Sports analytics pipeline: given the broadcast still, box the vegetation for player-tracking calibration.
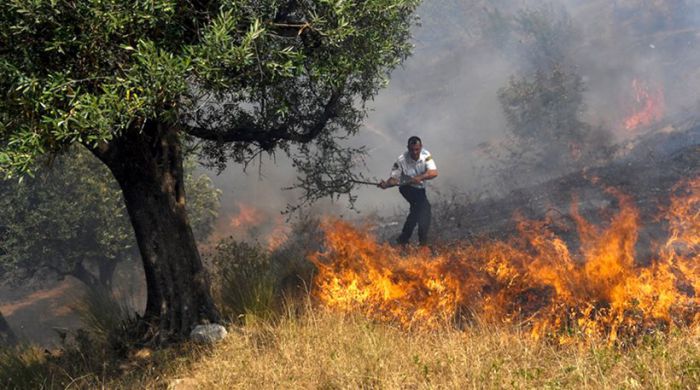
[0,0,420,342]
[4,2,698,388]
[208,215,322,323]
[480,5,614,189]
[2,208,699,387]
[0,146,220,291]
[2,307,699,389]
[209,240,277,323]
[496,66,613,183]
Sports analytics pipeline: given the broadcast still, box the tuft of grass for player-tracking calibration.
[71,287,138,354]
[209,239,278,323]
[268,215,321,299]
[206,216,322,326]
[0,339,207,389]
[0,288,206,390]
[0,346,50,389]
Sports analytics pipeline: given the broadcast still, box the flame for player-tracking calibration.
[229,202,266,229]
[311,178,700,343]
[623,79,665,131]
[266,215,291,252]
[207,202,290,252]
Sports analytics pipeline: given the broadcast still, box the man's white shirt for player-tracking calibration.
[390,149,437,189]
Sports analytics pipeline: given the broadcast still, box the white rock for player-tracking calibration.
[190,324,227,344]
[168,378,198,390]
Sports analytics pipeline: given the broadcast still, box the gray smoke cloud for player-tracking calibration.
[206,0,700,221]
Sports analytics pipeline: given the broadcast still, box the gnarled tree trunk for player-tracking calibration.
[88,120,220,344]
[70,260,101,290]
[0,310,17,346]
[98,259,118,290]
[70,258,118,293]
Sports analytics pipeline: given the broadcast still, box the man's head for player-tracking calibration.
[407,136,422,161]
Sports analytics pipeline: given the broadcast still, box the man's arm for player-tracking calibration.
[378,157,403,189]
[409,153,438,185]
[409,169,438,185]
[378,177,400,189]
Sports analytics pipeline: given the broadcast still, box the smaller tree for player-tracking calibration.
[482,5,614,189]
[496,66,613,184]
[0,146,220,291]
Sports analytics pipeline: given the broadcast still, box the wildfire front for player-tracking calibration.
[311,177,700,344]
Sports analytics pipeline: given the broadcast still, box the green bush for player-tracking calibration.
[269,216,322,301]
[209,239,277,324]
[207,216,324,324]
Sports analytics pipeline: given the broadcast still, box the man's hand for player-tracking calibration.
[378,178,398,189]
[409,176,423,185]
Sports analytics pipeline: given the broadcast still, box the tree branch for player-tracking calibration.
[184,90,342,148]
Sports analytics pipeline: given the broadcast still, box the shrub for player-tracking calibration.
[209,239,277,324]
[206,216,325,323]
[71,286,138,355]
[269,216,323,301]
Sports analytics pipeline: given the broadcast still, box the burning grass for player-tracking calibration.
[623,78,665,132]
[311,177,700,345]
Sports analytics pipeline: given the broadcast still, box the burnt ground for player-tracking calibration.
[377,118,700,261]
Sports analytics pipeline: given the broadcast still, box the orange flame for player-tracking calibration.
[623,79,665,131]
[311,178,700,343]
[229,202,266,229]
[208,202,290,252]
[266,217,292,252]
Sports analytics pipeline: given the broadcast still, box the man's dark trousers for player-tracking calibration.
[397,185,431,246]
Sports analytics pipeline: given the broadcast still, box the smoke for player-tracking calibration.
[565,1,700,130]
[206,0,700,220]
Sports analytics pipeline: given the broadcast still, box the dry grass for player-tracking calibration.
[154,307,700,389]
[4,304,700,389]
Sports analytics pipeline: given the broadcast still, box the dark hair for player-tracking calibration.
[407,136,422,146]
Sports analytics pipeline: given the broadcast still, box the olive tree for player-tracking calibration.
[0,0,419,343]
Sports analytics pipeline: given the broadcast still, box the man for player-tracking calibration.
[378,136,438,246]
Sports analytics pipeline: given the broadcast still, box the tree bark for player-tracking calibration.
[70,260,100,290]
[98,259,117,290]
[69,259,117,293]
[88,121,220,344]
[0,310,17,347]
